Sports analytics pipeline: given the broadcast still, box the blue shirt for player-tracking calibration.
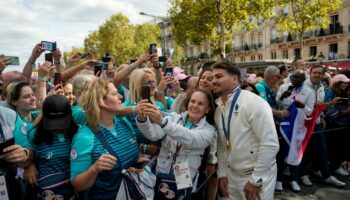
[255,80,278,109]
[70,117,139,200]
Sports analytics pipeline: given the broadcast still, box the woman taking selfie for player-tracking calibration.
[136,88,216,199]
[70,79,140,200]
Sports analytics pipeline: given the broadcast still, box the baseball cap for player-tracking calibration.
[42,95,72,131]
[173,67,189,80]
[332,74,350,84]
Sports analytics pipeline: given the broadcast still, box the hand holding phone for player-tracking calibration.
[141,85,151,102]
[0,138,15,156]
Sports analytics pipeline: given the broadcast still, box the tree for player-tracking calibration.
[169,0,275,57]
[275,0,342,59]
[83,13,160,65]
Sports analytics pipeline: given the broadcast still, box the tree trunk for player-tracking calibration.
[299,33,303,59]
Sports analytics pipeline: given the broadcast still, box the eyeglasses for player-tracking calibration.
[145,80,156,86]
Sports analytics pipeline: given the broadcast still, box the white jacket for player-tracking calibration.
[136,111,215,189]
[276,82,315,116]
[215,90,279,186]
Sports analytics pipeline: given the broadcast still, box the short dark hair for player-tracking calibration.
[310,64,325,74]
[212,62,241,80]
[279,65,287,74]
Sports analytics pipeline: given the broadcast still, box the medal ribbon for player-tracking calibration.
[221,87,241,148]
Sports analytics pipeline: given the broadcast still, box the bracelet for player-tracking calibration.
[131,106,136,115]
[143,144,147,154]
[160,118,168,128]
[29,56,36,64]
[38,77,47,82]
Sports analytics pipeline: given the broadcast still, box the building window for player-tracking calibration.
[258,55,263,60]
[282,50,288,59]
[329,43,338,60]
[250,55,255,61]
[258,33,262,44]
[294,48,301,59]
[309,46,317,57]
[241,56,245,62]
[270,29,276,44]
[271,51,276,59]
[250,35,255,46]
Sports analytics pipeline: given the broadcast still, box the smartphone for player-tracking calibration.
[41,41,57,51]
[336,98,349,105]
[54,72,62,86]
[141,85,151,102]
[101,53,111,63]
[94,62,103,76]
[79,53,88,59]
[164,67,173,77]
[159,56,167,62]
[4,56,19,65]
[0,138,15,155]
[131,160,149,169]
[45,53,53,63]
[287,86,294,91]
[149,43,157,55]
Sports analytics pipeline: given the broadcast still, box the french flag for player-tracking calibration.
[279,102,326,166]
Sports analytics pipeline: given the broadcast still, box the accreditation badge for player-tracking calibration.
[173,161,192,190]
[0,175,9,200]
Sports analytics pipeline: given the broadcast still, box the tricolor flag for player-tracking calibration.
[279,102,327,166]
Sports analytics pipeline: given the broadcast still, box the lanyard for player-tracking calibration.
[221,87,241,145]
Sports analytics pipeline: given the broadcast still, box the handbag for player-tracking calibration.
[154,144,196,200]
[91,129,147,200]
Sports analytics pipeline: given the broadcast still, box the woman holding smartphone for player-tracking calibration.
[136,89,216,199]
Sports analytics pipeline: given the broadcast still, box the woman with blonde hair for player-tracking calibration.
[123,68,173,151]
[70,79,140,200]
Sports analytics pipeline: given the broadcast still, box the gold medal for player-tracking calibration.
[226,140,231,150]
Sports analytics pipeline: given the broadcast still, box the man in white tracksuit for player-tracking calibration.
[212,62,279,200]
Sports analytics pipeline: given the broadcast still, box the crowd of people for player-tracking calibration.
[0,43,350,200]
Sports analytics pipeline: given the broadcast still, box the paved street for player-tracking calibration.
[274,173,350,199]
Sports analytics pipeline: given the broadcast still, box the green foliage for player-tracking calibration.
[82,13,161,65]
[169,0,275,55]
[275,0,342,35]
[172,45,185,65]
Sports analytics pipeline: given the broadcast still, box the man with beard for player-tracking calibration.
[212,62,279,200]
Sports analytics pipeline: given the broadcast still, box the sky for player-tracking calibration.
[1,0,170,72]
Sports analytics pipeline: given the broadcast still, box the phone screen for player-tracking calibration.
[4,56,20,65]
[159,56,167,62]
[41,41,57,51]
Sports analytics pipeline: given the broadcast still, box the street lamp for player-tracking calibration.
[139,12,168,56]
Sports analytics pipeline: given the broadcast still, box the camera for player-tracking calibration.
[141,85,151,102]
[41,41,57,51]
[94,62,108,76]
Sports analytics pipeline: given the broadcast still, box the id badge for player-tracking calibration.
[0,175,9,200]
[173,161,193,190]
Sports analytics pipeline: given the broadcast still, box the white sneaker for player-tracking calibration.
[275,181,283,191]
[324,176,346,187]
[334,167,349,176]
[313,170,322,177]
[301,175,313,186]
[289,181,301,192]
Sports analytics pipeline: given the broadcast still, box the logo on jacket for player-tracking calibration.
[234,104,239,116]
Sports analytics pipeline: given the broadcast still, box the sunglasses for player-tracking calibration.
[145,80,156,86]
